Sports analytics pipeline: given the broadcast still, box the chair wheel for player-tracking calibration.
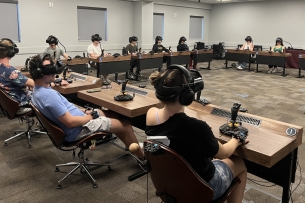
[80,168,86,174]
[28,145,32,149]
[4,142,8,146]
[93,184,98,188]
[107,166,111,170]
[56,185,62,189]
[231,63,236,68]
[55,167,60,172]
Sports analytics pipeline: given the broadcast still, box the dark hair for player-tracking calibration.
[245,36,252,43]
[149,69,187,104]
[178,36,187,44]
[275,37,284,46]
[155,36,163,45]
[29,54,54,81]
[0,39,13,59]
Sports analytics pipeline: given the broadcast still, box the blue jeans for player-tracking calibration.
[208,160,234,200]
[238,62,247,69]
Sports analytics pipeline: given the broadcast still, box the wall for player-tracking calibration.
[11,0,134,65]
[153,2,211,50]
[209,0,305,49]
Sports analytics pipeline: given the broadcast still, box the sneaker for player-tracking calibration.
[237,66,243,70]
[137,72,142,77]
[272,68,278,73]
[128,71,135,79]
[105,77,112,84]
[102,80,110,85]
[16,107,31,115]
[267,68,272,74]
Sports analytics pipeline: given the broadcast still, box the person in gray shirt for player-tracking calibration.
[43,35,69,60]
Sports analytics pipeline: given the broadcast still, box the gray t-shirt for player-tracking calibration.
[43,47,65,60]
[125,44,138,54]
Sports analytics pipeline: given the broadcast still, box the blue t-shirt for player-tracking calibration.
[0,64,30,105]
[32,86,84,142]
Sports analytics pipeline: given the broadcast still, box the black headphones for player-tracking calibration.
[0,38,19,58]
[245,36,252,42]
[276,37,283,43]
[129,36,138,43]
[29,54,64,80]
[91,34,102,42]
[155,36,163,44]
[155,65,201,106]
[178,36,187,44]
[46,35,59,45]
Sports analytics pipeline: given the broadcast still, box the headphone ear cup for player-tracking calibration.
[179,88,194,106]
[30,67,43,80]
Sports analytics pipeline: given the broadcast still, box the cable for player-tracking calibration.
[58,40,67,53]
[289,158,302,202]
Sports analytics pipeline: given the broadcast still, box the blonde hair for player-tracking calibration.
[0,39,13,59]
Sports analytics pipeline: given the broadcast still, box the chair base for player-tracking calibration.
[4,126,46,148]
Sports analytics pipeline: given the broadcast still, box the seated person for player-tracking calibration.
[237,36,254,70]
[268,37,285,73]
[0,38,34,114]
[29,54,144,160]
[43,35,69,60]
[177,36,189,51]
[126,36,140,79]
[177,36,189,68]
[87,34,111,85]
[152,36,169,64]
[146,66,247,202]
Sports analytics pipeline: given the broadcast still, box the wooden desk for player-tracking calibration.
[224,49,255,71]
[191,49,213,70]
[297,54,305,78]
[186,102,302,203]
[77,83,302,202]
[53,72,102,95]
[91,55,131,78]
[164,51,191,67]
[77,83,161,118]
[129,53,164,80]
[62,58,90,75]
[255,51,291,77]
[15,66,31,78]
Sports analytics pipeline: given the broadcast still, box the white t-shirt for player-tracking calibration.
[87,43,103,57]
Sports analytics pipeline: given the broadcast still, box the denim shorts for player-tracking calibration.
[208,160,234,200]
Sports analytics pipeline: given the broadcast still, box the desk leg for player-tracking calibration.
[96,63,100,78]
[281,64,288,77]
[296,67,304,78]
[281,149,297,203]
[225,60,228,69]
[200,61,211,70]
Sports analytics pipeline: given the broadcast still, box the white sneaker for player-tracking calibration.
[237,66,243,70]
[267,68,272,73]
[16,107,31,115]
[105,78,112,84]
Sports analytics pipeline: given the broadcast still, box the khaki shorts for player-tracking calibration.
[74,116,111,141]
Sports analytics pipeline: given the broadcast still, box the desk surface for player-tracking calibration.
[77,84,302,168]
[191,49,213,54]
[62,58,90,65]
[226,49,255,54]
[186,102,302,168]
[53,72,102,94]
[164,51,191,57]
[91,55,131,63]
[77,83,162,117]
[256,51,291,57]
[131,53,163,59]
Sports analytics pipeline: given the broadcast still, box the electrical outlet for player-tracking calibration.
[49,2,53,8]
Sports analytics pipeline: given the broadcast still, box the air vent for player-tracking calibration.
[125,86,148,96]
[210,107,261,126]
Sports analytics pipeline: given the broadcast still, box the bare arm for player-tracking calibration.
[57,111,92,128]
[214,139,240,159]
[25,78,34,88]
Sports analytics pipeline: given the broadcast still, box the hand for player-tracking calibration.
[132,53,137,56]
[61,80,69,86]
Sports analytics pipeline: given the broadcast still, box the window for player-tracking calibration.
[0,1,20,42]
[77,6,107,41]
[153,13,164,40]
[189,16,204,39]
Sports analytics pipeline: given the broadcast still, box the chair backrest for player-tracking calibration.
[144,140,214,203]
[30,102,65,148]
[0,88,21,119]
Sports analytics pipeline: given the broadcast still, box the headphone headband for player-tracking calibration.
[46,35,59,45]
[0,38,19,58]
[129,36,138,43]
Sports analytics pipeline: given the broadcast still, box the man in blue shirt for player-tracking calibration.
[29,54,144,159]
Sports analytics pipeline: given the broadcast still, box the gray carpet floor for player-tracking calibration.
[1,60,305,203]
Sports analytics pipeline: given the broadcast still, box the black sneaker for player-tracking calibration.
[128,71,135,79]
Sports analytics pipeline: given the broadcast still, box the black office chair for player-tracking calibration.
[30,102,130,189]
[0,88,45,148]
[144,140,241,203]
